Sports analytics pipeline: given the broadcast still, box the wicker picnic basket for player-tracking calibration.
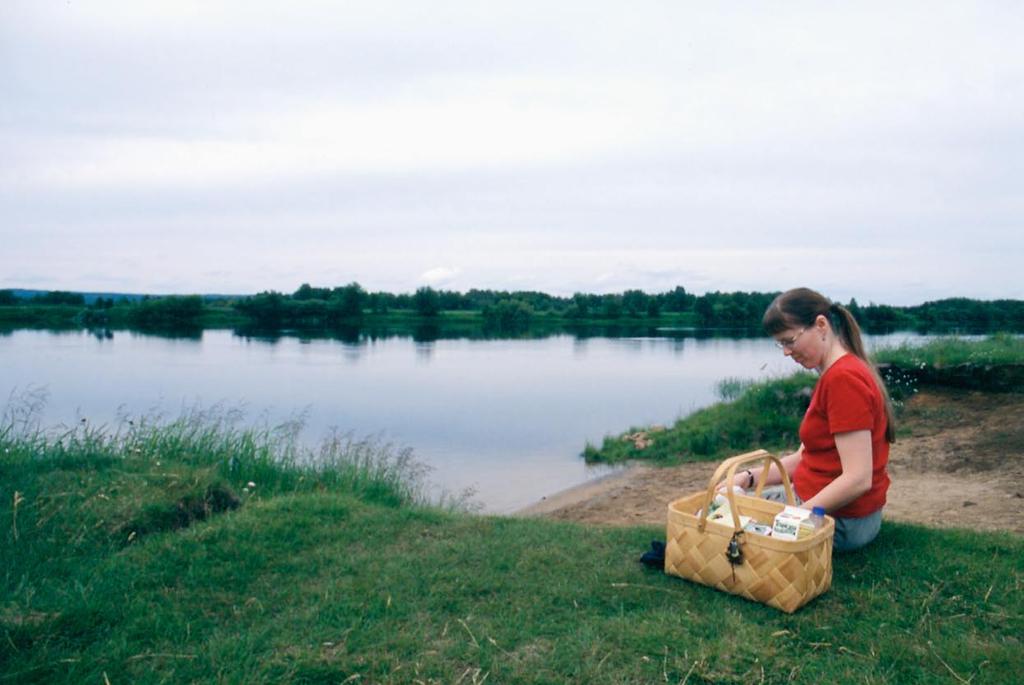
[665,449,834,613]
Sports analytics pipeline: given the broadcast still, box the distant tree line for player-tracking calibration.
[227,284,1024,332]
[3,286,1023,332]
[128,295,205,328]
[850,297,1024,331]
[0,290,87,306]
[238,284,705,328]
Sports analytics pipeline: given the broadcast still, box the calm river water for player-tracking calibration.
[1,328,929,512]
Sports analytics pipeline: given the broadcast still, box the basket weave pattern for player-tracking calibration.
[664,450,834,613]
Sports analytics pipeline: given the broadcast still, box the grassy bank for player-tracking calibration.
[585,334,1024,465]
[3,414,1022,684]
[875,333,1024,392]
[584,373,818,465]
[875,332,1024,367]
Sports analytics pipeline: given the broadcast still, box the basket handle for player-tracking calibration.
[696,449,797,533]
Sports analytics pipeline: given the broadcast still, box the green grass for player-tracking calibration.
[0,399,440,610]
[874,334,1024,393]
[584,373,818,465]
[2,409,1022,683]
[6,497,1024,684]
[874,333,1024,367]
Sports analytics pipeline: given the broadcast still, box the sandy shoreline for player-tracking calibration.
[515,464,655,516]
[512,388,1024,534]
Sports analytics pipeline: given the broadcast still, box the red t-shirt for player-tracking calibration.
[795,354,890,518]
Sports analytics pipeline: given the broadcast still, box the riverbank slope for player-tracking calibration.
[519,387,1024,533]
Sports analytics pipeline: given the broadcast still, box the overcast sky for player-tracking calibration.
[2,1,1021,305]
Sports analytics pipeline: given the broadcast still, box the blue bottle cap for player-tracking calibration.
[812,506,826,516]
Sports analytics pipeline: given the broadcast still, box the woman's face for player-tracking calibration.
[773,322,822,369]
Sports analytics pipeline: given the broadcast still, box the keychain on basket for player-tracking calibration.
[726,531,744,582]
[720,471,746,582]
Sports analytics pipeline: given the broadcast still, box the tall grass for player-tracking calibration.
[1,387,432,509]
[874,332,1024,367]
[2,390,449,633]
[874,334,1024,393]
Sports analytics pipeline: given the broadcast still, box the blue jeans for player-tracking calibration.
[751,485,882,552]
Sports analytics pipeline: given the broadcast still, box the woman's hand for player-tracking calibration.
[715,448,804,493]
[717,469,753,493]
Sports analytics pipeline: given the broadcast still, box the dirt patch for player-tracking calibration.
[120,481,241,542]
[518,388,1024,534]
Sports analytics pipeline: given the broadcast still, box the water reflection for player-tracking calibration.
[415,341,436,362]
[125,325,203,341]
[571,337,589,358]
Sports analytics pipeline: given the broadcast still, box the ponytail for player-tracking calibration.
[827,303,896,443]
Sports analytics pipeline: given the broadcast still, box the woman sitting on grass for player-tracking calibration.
[727,287,895,552]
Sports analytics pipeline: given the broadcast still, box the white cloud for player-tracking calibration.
[420,267,461,287]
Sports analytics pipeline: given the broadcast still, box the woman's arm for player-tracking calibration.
[801,429,873,512]
[727,446,803,490]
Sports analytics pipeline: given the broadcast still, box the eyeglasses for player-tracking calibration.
[775,328,808,350]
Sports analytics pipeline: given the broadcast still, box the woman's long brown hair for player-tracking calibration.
[763,287,896,443]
